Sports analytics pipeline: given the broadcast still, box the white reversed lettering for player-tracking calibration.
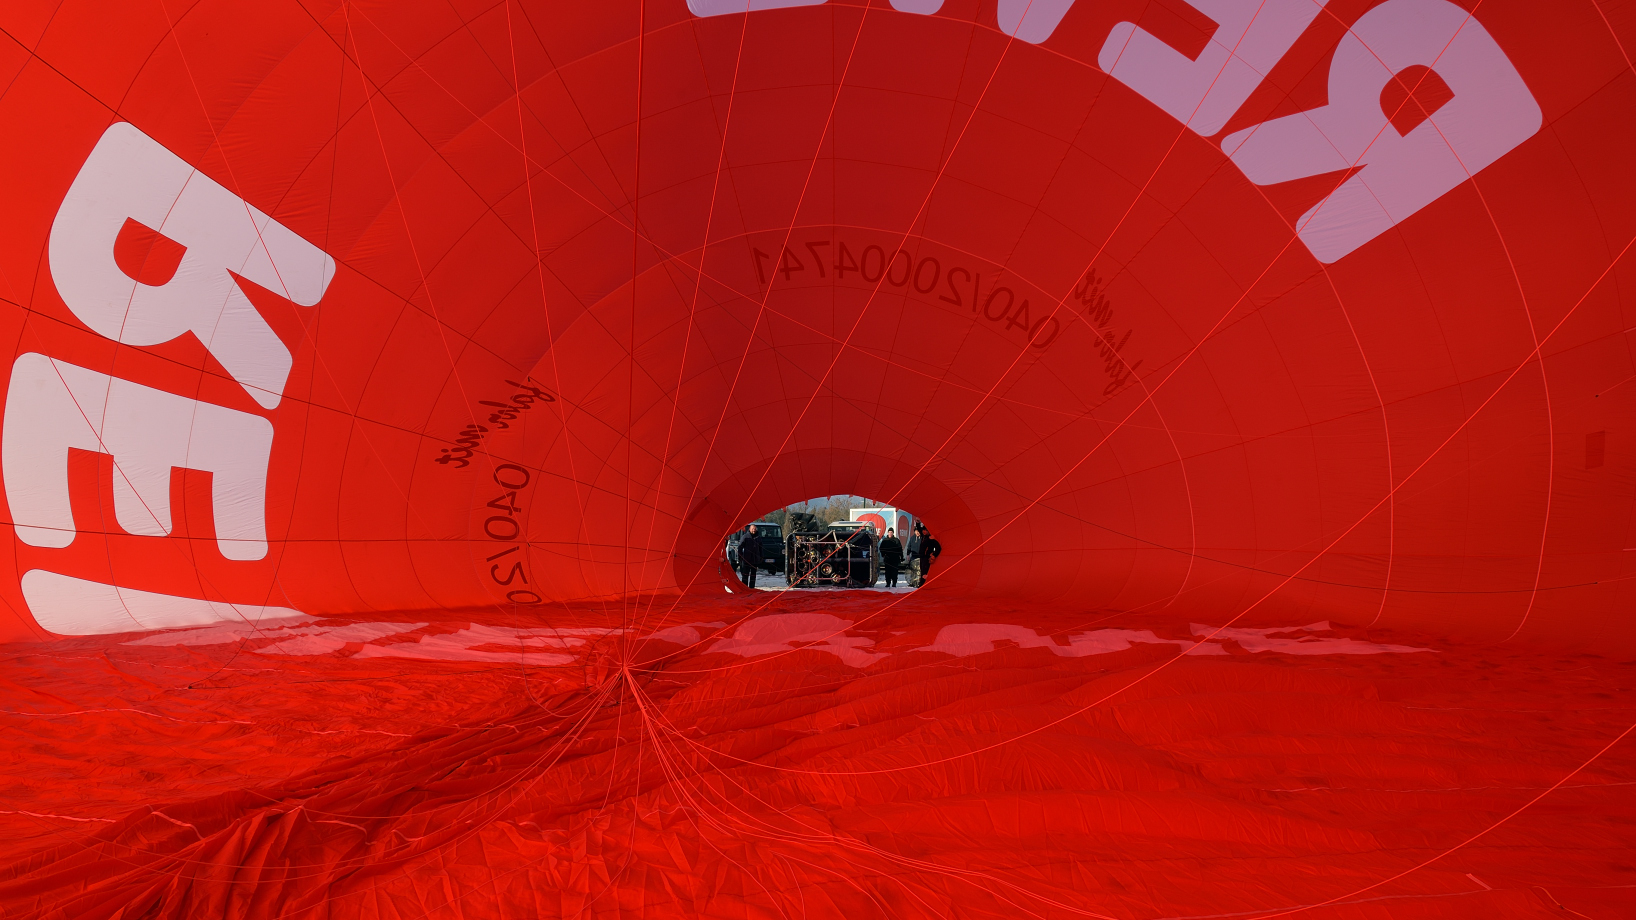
[688,0,825,15]
[996,0,1078,43]
[4,353,275,560]
[1222,0,1541,262]
[21,570,303,636]
[48,123,333,409]
[1100,0,1329,136]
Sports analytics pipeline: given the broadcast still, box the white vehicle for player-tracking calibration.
[850,507,913,539]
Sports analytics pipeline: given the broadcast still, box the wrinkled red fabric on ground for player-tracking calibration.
[2,595,1631,918]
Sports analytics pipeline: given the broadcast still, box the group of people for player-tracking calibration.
[875,522,940,588]
[735,520,943,589]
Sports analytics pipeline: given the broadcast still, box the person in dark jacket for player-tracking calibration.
[878,527,904,587]
[738,525,763,589]
[917,529,942,583]
[906,523,925,587]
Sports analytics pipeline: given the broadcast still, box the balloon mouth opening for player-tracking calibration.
[670,450,981,597]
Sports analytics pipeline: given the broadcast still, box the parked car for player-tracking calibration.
[725,524,785,574]
[757,523,784,572]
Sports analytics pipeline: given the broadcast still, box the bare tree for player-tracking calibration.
[760,495,869,531]
[818,495,863,526]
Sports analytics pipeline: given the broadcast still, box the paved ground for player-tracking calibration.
[739,569,915,593]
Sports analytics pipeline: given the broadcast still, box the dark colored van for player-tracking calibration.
[725,523,784,574]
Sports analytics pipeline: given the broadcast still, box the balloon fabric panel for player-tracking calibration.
[0,1,1632,917]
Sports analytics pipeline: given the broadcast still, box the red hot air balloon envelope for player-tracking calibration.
[0,0,1632,916]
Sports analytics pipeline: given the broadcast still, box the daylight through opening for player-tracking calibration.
[726,496,930,591]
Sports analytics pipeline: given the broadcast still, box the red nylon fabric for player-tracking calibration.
[0,0,1633,916]
[2,598,1633,918]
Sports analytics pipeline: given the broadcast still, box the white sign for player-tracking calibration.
[851,506,913,538]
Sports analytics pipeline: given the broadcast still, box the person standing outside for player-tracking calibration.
[917,528,942,584]
[878,527,903,588]
[906,523,923,586]
[738,524,763,589]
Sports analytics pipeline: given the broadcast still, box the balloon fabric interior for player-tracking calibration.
[0,1,1632,917]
